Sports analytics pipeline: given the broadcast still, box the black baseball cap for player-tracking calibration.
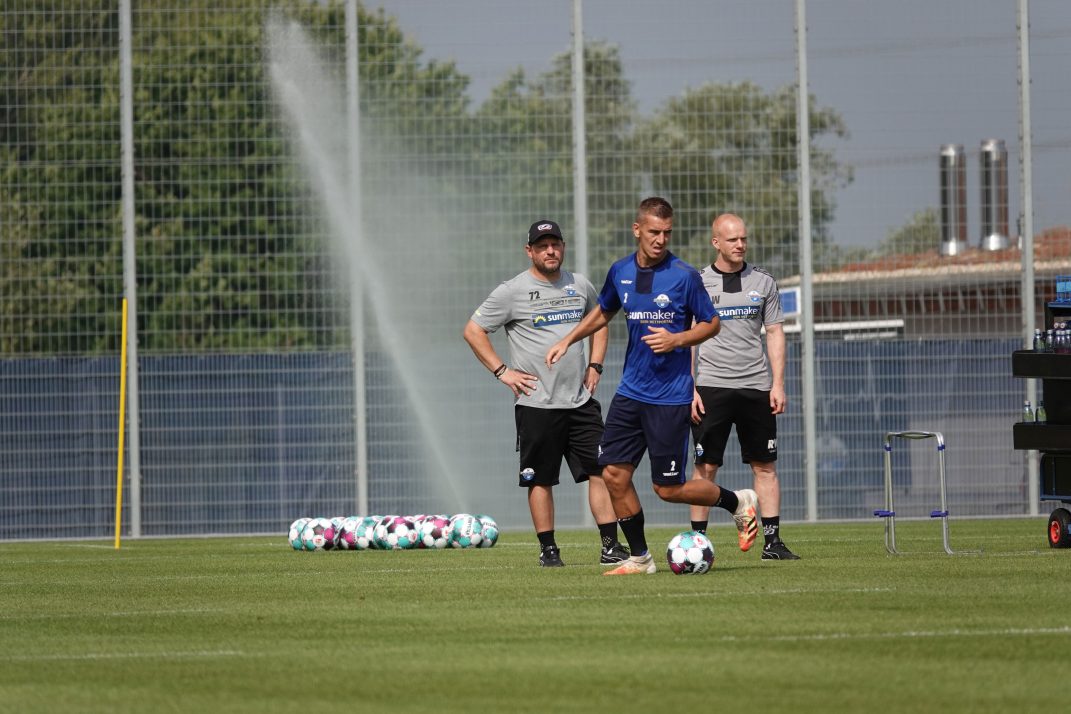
[527,220,564,245]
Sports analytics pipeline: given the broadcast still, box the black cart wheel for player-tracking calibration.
[1048,508,1071,549]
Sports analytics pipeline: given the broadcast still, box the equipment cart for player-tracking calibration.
[1012,300,1071,548]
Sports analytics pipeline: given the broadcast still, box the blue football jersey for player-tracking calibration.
[598,252,717,405]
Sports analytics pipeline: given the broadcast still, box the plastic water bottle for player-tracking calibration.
[1048,329,1056,352]
[1022,400,1034,423]
[1036,401,1048,424]
[1033,328,1045,352]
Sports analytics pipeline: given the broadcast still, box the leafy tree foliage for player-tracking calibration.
[469,42,638,272]
[1,2,851,355]
[1,2,121,354]
[130,1,472,352]
[875,207,940,257]
[634,82,851,275]
[2,1,473,354]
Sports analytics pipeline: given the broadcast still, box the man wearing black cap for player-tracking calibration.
[463,219,629,568]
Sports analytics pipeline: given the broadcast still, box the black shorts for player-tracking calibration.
[515,398,603,487]
[691,386,777,466]
[599,394,691,486]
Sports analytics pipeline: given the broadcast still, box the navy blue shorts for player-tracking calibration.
[598,394,691,485]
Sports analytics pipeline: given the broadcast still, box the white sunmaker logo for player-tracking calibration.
[654,293,670,308]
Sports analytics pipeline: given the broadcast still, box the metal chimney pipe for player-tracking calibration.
[939,144,968,256]
[980,138,1009,250]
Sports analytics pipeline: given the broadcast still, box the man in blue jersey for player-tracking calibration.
[546,197,759,575]
[689,213,799,560]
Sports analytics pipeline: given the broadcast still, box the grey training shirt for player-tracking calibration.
[695,262,783,391]
[471,269,599,409]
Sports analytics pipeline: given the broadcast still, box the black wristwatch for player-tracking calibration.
[587,362,603,375]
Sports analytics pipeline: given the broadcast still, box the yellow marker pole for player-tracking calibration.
[114,298,129,549]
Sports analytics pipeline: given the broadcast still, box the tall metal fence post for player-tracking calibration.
[572,0,594,528]
[572,0,589,281]
[346,0,369,517]
[119,0,143,537]
[1018,0,1039,515]
[795,0,817,522]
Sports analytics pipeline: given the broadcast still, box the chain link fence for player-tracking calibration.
[2,0,1068,538]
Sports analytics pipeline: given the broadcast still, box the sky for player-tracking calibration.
[366,0,1071,250]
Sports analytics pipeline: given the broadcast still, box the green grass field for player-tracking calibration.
[1,518,1067,713]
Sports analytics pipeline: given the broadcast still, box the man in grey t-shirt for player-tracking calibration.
[688,213,799,560]
[463,219,629,568]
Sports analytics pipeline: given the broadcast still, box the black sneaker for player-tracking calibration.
[540,546,565,567]
[599,542,630,565]
[761,541,800,560]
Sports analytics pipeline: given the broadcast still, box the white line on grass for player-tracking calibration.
[0,553,241,566]
[0,608,226,621]
[0,650,248,662]
[545,587,892,602]
[141,574,236,581]
[712,625,1071,643]
[357,564,525,574]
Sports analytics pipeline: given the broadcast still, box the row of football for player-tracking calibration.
[289,515,715,575]
[288,513,498,551]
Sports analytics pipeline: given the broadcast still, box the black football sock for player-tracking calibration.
[597,521,620,549]
[618,510,648,556]
[763,516,781,546]
[714,488,739,514]
[537,530,556,550]
[690,520,708,534]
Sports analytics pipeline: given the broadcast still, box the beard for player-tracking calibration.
[532,258,561,279]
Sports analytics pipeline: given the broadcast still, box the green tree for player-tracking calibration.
[875,207,940,257]
[0,2,122,355]
[633,82,851,276]
[1,0,474,354]
[2,4,855,356]
[469,42,639,278]
[131,0,473,351]
[467,52,854,286]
